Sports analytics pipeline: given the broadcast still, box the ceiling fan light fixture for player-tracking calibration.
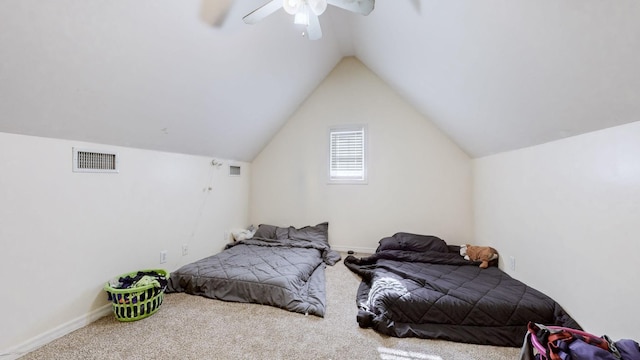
[309,0,327,15]
[294,7,310,25]
[243,0,374,41]
[283,0,302,15]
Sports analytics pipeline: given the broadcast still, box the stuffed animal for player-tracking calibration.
[460,244,499,269]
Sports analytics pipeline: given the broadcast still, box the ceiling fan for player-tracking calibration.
[243,0,375,40]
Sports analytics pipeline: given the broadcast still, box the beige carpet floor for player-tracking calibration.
[21,254,521,359]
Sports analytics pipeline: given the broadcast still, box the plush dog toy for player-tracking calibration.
[460,244,499,269]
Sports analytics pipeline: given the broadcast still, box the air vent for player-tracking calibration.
[229,165,241,176]
[73,147,119,173]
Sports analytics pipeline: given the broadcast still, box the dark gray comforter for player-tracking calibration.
[167,223,340,317]
[344,232,581,347]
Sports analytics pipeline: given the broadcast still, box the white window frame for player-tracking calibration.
[328,125,367,184]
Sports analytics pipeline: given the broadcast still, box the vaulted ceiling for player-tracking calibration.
[1,1,639,162]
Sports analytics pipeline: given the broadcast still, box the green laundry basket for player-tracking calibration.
[104,269,168,322]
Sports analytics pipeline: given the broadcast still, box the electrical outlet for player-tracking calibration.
[160,250,167,264]
[509,256,516,271]
[182,244,188,256]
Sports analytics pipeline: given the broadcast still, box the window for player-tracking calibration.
[328,125,367,184]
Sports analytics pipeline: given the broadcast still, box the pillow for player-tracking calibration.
[376,232,448,253]
[253,223,290,240]
[231,228,256,241]
[253,224,278,239]
[289,222,329,243]
[275,226,289,240]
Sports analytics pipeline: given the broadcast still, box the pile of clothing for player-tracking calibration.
[109,270,168,290]
[521,323,640,360]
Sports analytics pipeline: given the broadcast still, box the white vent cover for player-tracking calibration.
[229,165,241,176]
[73,147,119,173]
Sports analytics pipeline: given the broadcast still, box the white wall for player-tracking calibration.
[474,121,640,340]
[251,57,473,252]
[0,132,250,355]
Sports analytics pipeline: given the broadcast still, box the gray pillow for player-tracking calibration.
[254,224,278,239]
[254,222,329,243]
[376,232,448,253]
[275,226,289,240]
[289,222,329,243]
[253,223,290,240]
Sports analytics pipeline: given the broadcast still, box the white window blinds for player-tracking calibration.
[329,126,366,183]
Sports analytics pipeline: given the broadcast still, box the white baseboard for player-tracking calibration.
[0,304,112,360]
[331,245,376,255]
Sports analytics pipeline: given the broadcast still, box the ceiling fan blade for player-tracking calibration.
[243,0,283,24]
[306,12,323,40]
[326,0,374,15]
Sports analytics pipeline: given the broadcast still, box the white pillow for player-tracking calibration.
[231,228,256,241]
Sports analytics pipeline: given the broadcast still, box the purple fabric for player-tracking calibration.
[566,339,617,359]
[617,339,640,360]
